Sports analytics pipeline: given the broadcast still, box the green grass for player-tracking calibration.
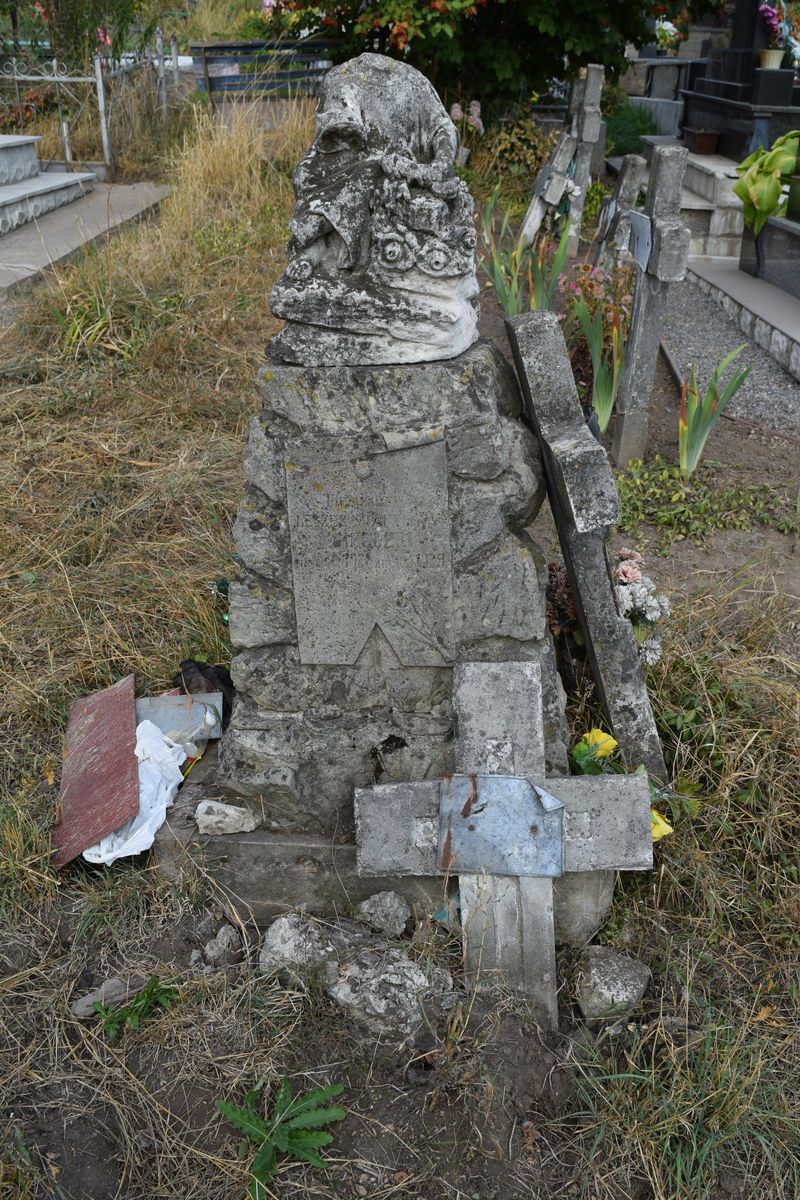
[617,455,800,548]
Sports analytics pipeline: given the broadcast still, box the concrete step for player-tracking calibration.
[0,133,42,185]
[0,180,168,295]
[0,171,95,237]
[641,133,742,205]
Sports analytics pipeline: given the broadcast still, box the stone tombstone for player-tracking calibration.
[270,53,479,365]
[220,53,556,852]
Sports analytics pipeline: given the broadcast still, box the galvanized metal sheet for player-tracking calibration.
[628,209,652,271]
[355,775,652,878]
[438,774,564,878]
[53,675,139,868]
[596,197,617,242]
[135,692,223,740]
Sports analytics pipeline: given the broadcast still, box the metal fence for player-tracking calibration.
[0,31,180,173]
[189,39,336,107]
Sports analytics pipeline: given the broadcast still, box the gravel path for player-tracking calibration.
[662,277,800,436]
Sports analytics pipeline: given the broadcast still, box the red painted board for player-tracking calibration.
[52,674,139,868]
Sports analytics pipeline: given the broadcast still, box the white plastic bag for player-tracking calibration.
[82,719,186,865]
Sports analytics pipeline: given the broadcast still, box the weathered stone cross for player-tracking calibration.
[610,143,690,465]
[519,63,604,252]
[354,659,653,1028]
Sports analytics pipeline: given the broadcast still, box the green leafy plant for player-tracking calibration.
[678,345,751,478]
[93,975,178,1041]
[572,293,623,432]
[218,1076,346,1197]
[470,114,557,182]
[606,98,658,156]
[733,130,800,235]
[478,184,568,316]
[617,455,800,547]
[581,179,612,236]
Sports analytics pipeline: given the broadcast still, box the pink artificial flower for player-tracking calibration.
[467,113,484,133]
[619,547,644,563]
[468,100,481,115]
[263,0,276,11]
[617,562,643,584]
[96,26,111,45]
[450,102,463,121]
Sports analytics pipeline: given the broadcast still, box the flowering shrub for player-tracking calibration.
[449,99,484,153]
[470,116,557,182]
[758,2,800,60]
[614,549,671,665]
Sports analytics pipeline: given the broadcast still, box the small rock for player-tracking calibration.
[259,913,336,973]
[325,946,452,1042]
[188,949,204,968]
[357,891,411,938]
[204,924,243,968]
[70,974,149,1020]
[195,800,258,835]
[577,946,651,1022]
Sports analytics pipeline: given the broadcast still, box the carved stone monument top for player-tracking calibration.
[270,53,479,366]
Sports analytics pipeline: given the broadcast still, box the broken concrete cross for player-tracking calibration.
[355,660,653,1028]
[506,308,667,784]
[611,144,690,465]
[520,64,604,251]
[591,152,648,273]
[519,130,577,248]
[565,63,605,256]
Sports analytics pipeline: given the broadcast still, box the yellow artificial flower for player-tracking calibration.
[651,809,674,841]
[583,728,618,758]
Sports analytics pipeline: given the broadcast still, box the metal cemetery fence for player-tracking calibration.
[189,39,337,107]
[0,32,180,174]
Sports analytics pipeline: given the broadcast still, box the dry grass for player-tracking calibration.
[1,89,799,1200]
[0,99,312,805]
[568,573,800,1198]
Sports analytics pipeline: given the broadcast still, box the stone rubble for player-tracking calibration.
[194,799,258,835]
[258,911,451,1042]
[203,924,243,968]
[576,945,651,1021]
[70,974,149,1020]
[356,890,411,938]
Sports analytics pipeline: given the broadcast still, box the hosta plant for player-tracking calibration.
[733,130,800,235]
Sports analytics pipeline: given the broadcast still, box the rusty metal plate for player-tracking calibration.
[437,774,564,878]
[52,675,139,868]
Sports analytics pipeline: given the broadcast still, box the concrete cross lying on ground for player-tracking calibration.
[520,63,604,252]
[354,660,653,1028]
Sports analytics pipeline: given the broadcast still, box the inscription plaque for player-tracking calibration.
[286,438,454,666]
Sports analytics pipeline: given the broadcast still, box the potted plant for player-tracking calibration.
[759,2,787,66]
[683,127,720,155]
[734,130,800,233]
[655,17,680,56]
[734,130,800,280]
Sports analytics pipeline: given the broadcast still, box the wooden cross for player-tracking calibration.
[354,661,652,1028]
